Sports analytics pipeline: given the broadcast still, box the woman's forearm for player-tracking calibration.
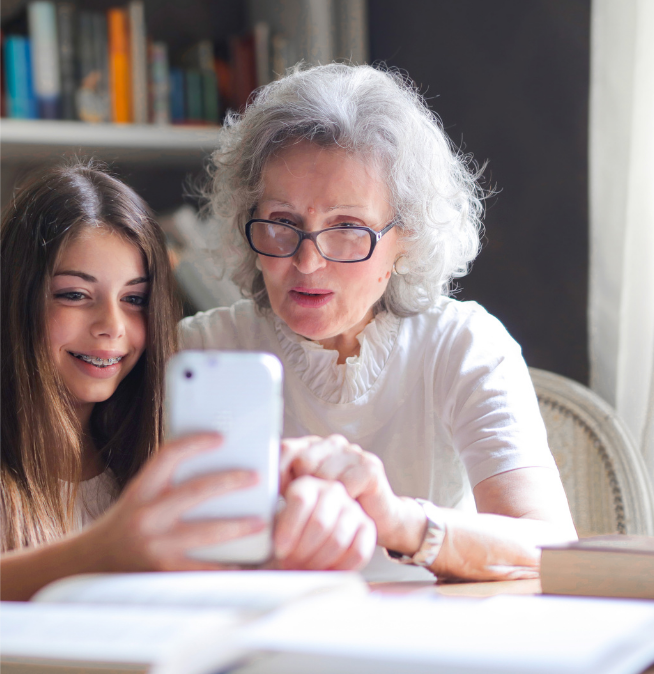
[0,529,109,601]
[429,508,572,580]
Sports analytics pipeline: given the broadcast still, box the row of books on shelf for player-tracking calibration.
[1,1,281,126]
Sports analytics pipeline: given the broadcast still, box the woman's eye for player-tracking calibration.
[53,291,87,301]
[274,218,297,226]
[123,295,148,307]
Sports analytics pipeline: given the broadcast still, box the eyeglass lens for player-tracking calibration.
[250,221,372,261]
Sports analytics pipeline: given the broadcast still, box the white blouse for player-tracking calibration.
[72,470,117,530]
[179,297,557,580]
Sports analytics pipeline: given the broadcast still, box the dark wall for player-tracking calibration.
[369,0,590,384]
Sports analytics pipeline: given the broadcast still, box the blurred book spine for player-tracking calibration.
[3,35,37,118]
[150,41,170,124]
[56,2,76,119]
[230,32,256,111]
[169,67,185,123]
[108,7,131,123]
[129,0,148,124]
[28,1,61,119]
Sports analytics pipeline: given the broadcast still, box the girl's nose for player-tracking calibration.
[91,300,125,339]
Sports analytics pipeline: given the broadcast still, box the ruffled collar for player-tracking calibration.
[272,311,401,404]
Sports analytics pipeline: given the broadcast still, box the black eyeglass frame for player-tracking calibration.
[245,218,398,263]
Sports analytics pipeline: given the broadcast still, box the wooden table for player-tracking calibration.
[369,577,542,598]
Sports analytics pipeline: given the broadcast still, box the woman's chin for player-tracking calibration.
[277,307,336,343]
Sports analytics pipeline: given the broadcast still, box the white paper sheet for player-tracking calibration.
[1,602,241,666]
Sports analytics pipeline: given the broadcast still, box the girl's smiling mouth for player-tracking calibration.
[68,351,125,368]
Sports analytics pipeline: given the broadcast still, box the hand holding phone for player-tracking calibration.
[166,351,283,564]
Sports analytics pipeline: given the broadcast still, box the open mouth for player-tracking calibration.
[68,352,124,368]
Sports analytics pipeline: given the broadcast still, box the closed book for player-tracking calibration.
[201,69,219,124]
[182,40,219,124]
[56,2,76,120]
[92,13,110,122]
[128,0,147,124]
[76,11,108,122]
[169,66,184,123]
[28,1,61,118]
[541,534,654,599]
[253,21,270,87]
[230,32,256,111]
[184,67,203,123]
[4,36,36,118]
[3,35,37,118]
[150,41,169,124]
[107,7,131,123]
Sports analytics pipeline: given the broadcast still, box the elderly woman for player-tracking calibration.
[181,63,577,581]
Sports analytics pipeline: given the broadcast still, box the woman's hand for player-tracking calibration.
[280,435,426,556]
[281,437,577,582]
[85,432,265,572]
[274,475,376,571]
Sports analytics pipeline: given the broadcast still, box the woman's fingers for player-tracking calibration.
[275,475,376,571]
[279,436,323,491]
[281,435,377,500]
[127,433,224,503]
[329,520,378,571]
[280,479,346,567]
[300,499,373,570]
[274,475,320,560]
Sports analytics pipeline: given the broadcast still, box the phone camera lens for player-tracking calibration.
[184,370,193,379]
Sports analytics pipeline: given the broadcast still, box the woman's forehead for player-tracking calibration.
[260,142,390,212]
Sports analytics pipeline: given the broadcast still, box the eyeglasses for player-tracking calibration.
[245,218,397,263]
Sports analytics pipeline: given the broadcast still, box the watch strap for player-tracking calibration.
[385,499,446,568]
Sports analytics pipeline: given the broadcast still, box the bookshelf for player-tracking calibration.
[1,0,368,210]
[1,119,220,165]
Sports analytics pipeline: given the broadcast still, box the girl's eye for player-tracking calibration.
[123,295,148,307]
[53,291,87,301]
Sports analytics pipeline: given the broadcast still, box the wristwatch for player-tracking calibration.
[386,499,447,568]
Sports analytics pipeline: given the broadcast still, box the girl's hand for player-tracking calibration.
[274,475,376,571]
[86,432,265,572]
[280,435,426,556]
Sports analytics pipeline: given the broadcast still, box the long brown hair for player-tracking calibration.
[1,160,180,551]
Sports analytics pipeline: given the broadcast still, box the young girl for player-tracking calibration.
[1,161,375,600]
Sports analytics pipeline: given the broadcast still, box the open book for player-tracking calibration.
[4,570,654,674]
[1,570,367,673]
[229,592,654,674]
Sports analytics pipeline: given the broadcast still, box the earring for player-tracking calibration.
[255,257,262,271]
[393,255,410,276]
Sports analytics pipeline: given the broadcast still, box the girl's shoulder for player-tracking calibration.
[178,300,273,351]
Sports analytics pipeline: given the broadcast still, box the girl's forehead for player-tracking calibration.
[55,226,146,277]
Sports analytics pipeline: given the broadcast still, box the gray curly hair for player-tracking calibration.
[205,63,484,316]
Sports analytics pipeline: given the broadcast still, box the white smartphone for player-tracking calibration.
[165,350,283,564]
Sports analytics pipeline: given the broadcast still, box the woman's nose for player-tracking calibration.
[293,238,327,274]
[91,300,125,339]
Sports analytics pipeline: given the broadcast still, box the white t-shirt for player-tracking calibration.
[179,297,557,580]
[72,471,117,530]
